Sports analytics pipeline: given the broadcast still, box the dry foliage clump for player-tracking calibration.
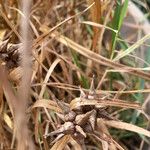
[0,0,150,150]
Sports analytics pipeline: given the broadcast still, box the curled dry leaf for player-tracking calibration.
[32,99,63,113]
[70,97,142,110]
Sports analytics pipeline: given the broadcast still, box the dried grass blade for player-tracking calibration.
[101,120,150,138]
[50,135,70,150]
[97,118,117,150]
[39,58,61,98]
[3,113,13,129]
[70,98,141,110]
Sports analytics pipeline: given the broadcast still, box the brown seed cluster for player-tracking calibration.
[44,77,113,145]
[0,39,20,68]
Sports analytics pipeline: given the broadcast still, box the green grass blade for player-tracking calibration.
[118,0,129,30]
[113,34,150,61]
[111,0,128,59]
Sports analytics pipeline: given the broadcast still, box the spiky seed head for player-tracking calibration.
[84,122,93,133]
[64,111,76,122]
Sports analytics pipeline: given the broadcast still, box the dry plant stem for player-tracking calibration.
[15,0,35,150]
[45,47,87,78]
[39,58,61,98]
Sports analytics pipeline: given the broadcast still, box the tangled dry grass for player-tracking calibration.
[0,0,150,150]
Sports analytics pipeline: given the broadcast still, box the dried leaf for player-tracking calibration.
[70,98,142,110]
[9,67,22,82]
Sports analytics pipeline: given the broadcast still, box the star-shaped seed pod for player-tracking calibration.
[0,39,20,68]
[42,75,143,150]
[44,76,116,146]
[44,98,99,143]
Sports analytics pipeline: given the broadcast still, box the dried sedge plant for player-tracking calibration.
[40,76,149,150]
[1,1,150,150]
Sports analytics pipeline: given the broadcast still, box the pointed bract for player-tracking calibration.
[54,97,70,114]
[79,86,86,99]
[75,125,86,138]
[89,109,97,130]
[75,110,95,126]
[88,75,96,99]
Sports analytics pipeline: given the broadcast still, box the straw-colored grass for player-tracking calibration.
[0,0,150,150]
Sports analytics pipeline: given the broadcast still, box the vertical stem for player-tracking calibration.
[15,0,35,150]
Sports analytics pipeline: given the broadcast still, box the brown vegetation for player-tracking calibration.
[0,0,150,150]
